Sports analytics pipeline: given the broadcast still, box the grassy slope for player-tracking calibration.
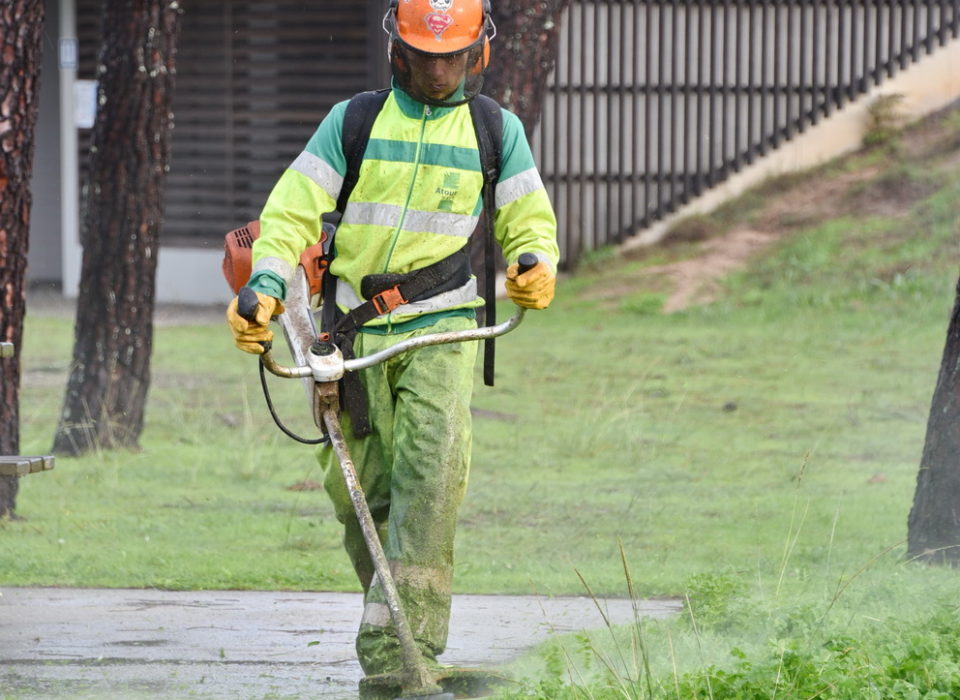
[3,105,960,695]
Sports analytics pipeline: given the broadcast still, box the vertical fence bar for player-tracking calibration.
[847,0,864,102]
[563,2,583,258]
[949,0,957,42]
[773,2,782,148]
[862,0,871,94]
[703,6,717,180]
[734,0,743,169]
[786,1,795,140]
[938,0,946,45]
[927,0,935,53]
[632,0,640,232]
[657,1,666,216]
[747,2,755,161]
[825,0,834,117]
[718,2,727,177]
[812,1,820,124]
[670,0,687,206]
[696,2,706,194]
[837,0,845,108]
[644,1,652,224]
[912,0,921,62]
[760,1,769,154]
[801,1,809,129]
[556,1,566,260]
[618,0,627,238]
[682,0,693,204]
[606,0,614,243]
[888,0,897,77]
[592,0,601,248]
[578,2,587,261]
[874,1,883,85]
[900,0,910,69]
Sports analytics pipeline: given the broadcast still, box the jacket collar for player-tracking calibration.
[392,78,465,120]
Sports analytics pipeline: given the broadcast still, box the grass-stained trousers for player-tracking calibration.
[317,315,479,674]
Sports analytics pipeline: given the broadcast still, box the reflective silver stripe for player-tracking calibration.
[343,201,402,229]
[289,151,344,201]
[360,602,391,628]
[345,201,478,238]
[252,256,295,285]
[495,168,545,210]
[403,209,478,238]
[336,277,478,316]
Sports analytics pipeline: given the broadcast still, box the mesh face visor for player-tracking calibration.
[382,5,496,107]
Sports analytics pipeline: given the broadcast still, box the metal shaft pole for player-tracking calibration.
[321,403,440,697]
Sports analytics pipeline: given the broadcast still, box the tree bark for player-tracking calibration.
[907,274,960,565]
[0,1,45,518]
[484,0,570,139]
[53,0,181,456]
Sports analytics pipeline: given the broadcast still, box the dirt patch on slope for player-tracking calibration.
[602,103,960,313]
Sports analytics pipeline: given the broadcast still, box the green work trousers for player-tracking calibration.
[317,315,478,675]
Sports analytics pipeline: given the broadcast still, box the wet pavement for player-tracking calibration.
[0,587,681,700]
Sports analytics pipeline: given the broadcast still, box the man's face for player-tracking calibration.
[405,50,469,101]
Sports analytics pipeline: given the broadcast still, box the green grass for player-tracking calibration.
[4,106,960,698]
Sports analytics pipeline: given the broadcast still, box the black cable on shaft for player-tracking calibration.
[258,359,329,445]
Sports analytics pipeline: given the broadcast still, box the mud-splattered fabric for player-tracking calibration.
[317,314,478,674]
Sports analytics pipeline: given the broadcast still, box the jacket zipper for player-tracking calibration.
[383,104,430,274]
[380,104,430,331]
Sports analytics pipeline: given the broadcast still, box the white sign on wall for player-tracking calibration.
[58,37,78,70]
[73,80,97,129]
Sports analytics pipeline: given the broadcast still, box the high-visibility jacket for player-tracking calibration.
[248,84,559,328]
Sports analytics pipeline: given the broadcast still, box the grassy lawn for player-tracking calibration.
[4,107,960,697]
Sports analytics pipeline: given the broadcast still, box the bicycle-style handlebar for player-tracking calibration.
[252,252,539,383]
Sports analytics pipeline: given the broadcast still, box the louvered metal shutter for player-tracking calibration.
[76,0,382,247]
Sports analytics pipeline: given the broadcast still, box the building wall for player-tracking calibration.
[28,0,62,284]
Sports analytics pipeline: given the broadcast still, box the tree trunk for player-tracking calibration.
[52,0,181,456]
[907,274,960,565]
[484,0,570,139]
[0,1,45,518]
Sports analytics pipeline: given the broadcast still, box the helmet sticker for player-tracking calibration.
[429,0,454,11]
[424,12,453,39]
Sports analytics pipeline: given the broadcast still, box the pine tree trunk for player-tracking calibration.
[52,0,181,456]
[907,274,960,565]
[484,0,570,139]
[0,1,45,518]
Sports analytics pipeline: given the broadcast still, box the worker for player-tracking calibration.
[226,0,559,690]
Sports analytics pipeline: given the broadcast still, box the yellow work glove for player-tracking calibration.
[504,260,555,310]
[226,290,285,354]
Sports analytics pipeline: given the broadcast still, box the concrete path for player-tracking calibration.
[0,587,681,700]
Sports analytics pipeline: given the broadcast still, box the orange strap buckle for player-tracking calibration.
[371,286,407,315]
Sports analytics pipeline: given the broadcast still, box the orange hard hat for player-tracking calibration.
[392,0,490,55]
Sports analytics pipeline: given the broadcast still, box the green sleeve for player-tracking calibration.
[493,110,560,271]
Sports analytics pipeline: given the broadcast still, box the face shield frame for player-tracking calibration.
[382,1,496,107]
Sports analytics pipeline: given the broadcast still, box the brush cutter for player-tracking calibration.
[233,253,537,700]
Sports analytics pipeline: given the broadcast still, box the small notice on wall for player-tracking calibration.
[74,80,98,129]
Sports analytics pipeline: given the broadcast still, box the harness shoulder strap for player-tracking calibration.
[337,88,391,214]
[468,94,503,386]
[468,94,503,187]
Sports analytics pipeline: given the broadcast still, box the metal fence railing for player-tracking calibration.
[532,1,960,269]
